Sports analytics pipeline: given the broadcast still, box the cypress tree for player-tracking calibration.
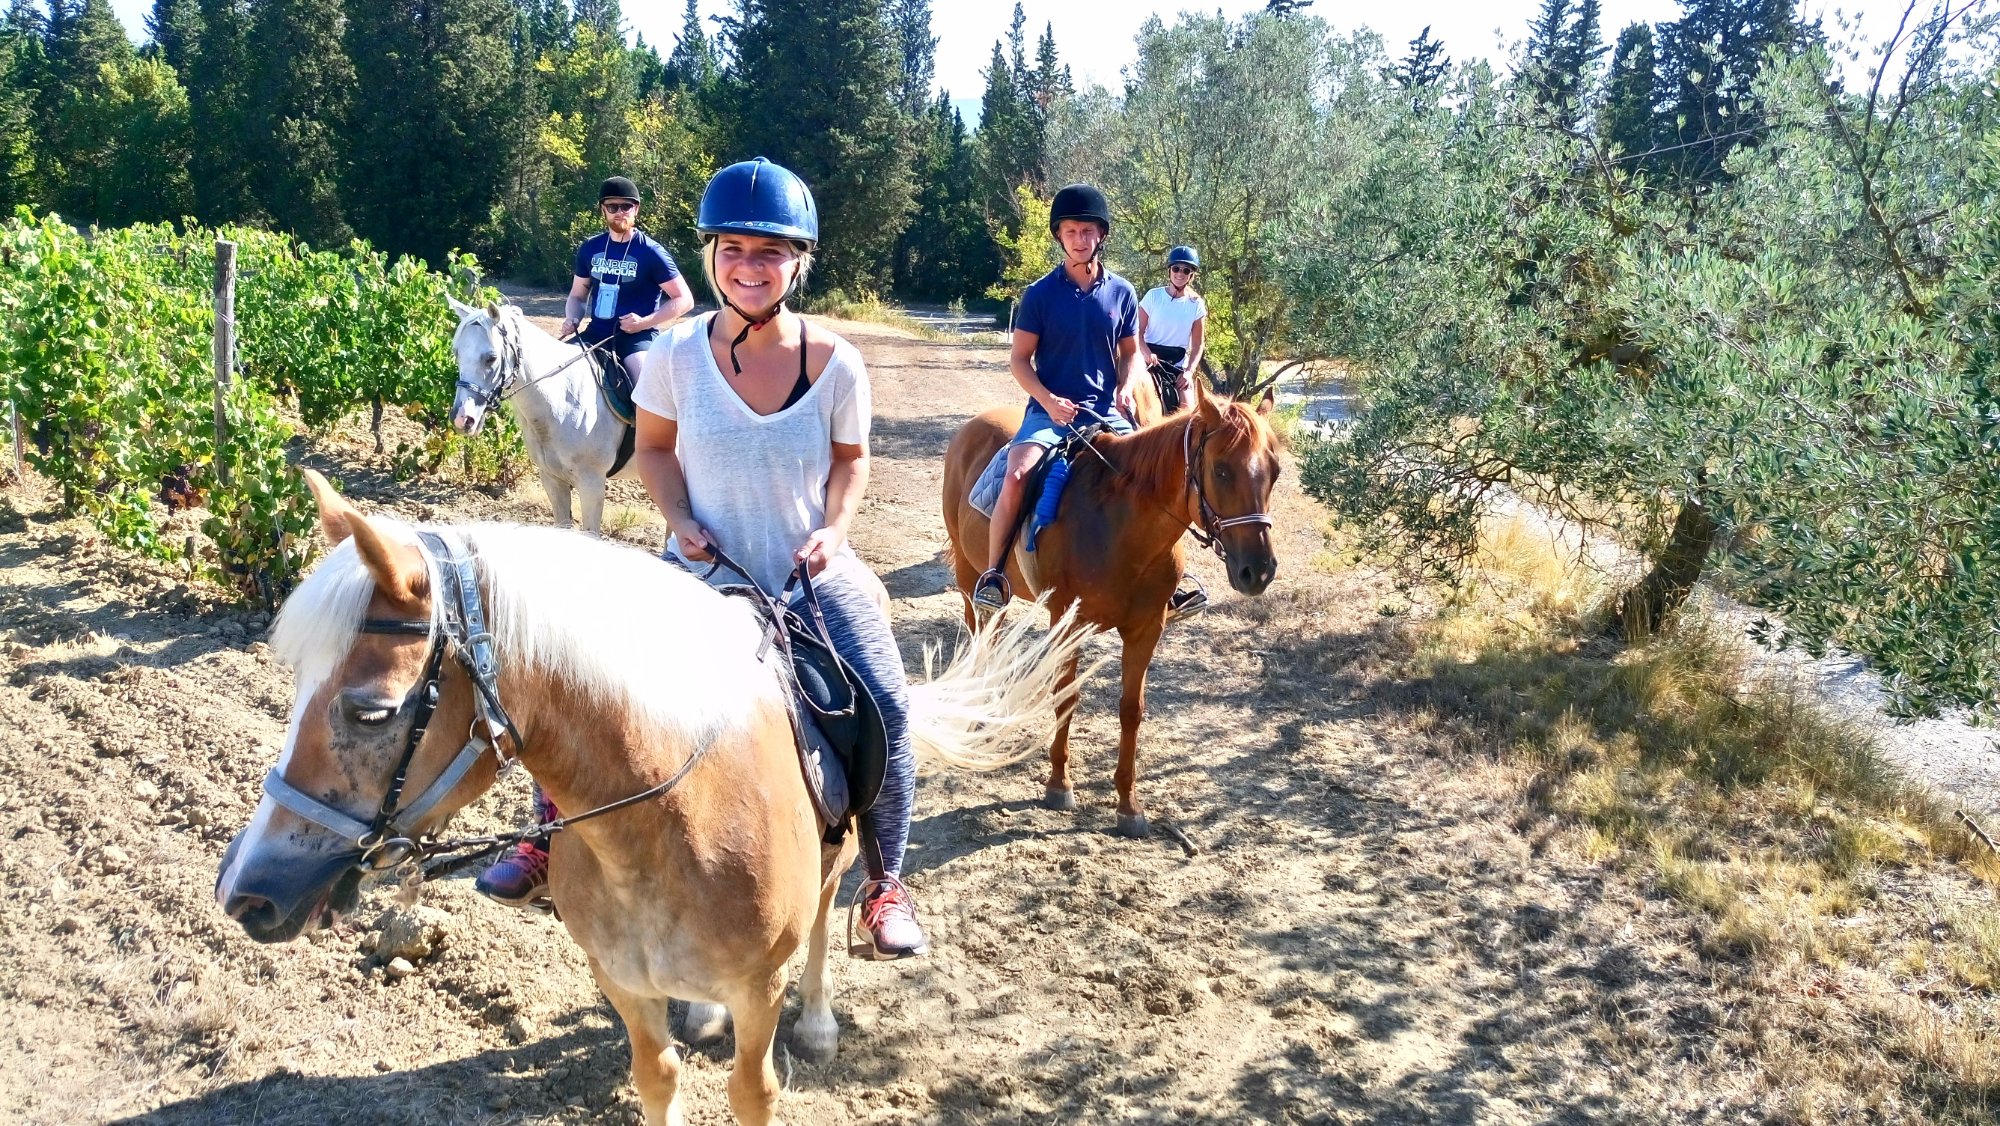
[976,37,1034,225]
[727,0,915,294]
[664,0,716,93]
[0,3,44,211]
[895,91,993,299]
[1524,0,1572,106]
[885,0,935,116]
[521,0,568,53]
[41,0,136,220]
[1656,0,1801,185]
[187,0,255,223]
[1599,22,1659,169]
[245,0,354,244]
[145,0,201,72]
[1390,26,1450,92]
[346,0,525,265]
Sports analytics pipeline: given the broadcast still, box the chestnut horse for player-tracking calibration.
[941,382,1282,836]
[216,470,1091,1125]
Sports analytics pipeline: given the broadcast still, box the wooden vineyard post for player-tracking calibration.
[212,239,236,484]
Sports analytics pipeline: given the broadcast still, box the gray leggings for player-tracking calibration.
[794,570,914,879]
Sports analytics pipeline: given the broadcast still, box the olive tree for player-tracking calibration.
[1295,3,2000,715]
[1069,11,1383,396]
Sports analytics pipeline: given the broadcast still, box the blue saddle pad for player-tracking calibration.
[970,445,1008,518]
[968,445,1074,552]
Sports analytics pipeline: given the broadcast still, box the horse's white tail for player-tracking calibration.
[906,602,1107,772]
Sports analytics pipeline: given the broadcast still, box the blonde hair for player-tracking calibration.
[700,236,814,311]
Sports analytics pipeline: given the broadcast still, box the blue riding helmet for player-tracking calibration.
[1167,245,1200,269]
[696,158,818,246]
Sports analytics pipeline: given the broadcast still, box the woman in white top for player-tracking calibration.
[1137,244,1207,414]
[629,158,928,960]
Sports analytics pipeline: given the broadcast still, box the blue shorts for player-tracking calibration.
[581,325,657,360]
[1008,399,1135,450]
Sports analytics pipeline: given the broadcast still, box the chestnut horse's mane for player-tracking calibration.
[1093,399,1271,507]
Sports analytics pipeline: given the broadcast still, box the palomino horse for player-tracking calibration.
[941,382,1281,836]
[216,470,1090,1124]
[447,298,633,535]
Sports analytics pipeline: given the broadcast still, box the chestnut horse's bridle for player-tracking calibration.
[1067,405,1273,561]
[1180,411,1273,560]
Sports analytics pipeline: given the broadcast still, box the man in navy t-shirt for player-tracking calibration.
[970,183,1145,613]
[557,175,695,394]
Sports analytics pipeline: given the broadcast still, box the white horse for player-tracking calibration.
[447,298,634,535]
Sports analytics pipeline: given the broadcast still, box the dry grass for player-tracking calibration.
[1393,511,2000,1123]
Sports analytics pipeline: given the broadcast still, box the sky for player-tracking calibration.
[106,0,1915,109]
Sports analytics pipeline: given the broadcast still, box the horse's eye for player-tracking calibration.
[342,694,400,727]
[1214,464,1232,482]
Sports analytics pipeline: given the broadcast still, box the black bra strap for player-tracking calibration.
[779,322,812,410]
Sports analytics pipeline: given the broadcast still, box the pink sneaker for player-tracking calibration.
[852,876,929,960]
[475,839,550,908]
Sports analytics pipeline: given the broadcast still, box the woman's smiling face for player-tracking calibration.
[712,233,803,315]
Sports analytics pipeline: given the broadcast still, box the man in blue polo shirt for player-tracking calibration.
[970,184,1145,612]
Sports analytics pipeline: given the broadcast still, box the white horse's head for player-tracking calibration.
[448,297,519,437]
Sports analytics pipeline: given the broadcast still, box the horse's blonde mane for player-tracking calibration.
[271,521,776,743]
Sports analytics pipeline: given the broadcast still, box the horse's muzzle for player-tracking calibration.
[216,831,364,943]
[1226,543,1277,596]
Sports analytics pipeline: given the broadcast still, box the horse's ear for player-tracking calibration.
[447,296,477,320]
[485,299,503,320]
[300,467,355,547]
[300,467,428,607]
[1256,389,1277,417]
[348,510,430,610]
[1193,375,1224,423]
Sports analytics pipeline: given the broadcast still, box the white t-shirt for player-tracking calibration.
[633,316,873,594]
[1139,287,1207,349]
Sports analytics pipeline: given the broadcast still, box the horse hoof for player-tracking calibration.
[1043,786,1077,811]
[791,1011,839,1065]
[1114,813,1151,839]
[679,1001,730,1046]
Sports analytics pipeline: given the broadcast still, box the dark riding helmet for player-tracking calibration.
[1049,183,1112,238]
[696,157,818,247]
[599,175,641,204]
[1167,245,1200,269]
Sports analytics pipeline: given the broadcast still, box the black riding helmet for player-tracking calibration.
[1049,183,1112,237]
[599,175,641,204]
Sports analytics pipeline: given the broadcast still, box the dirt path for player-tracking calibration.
[0,319,1882,1123]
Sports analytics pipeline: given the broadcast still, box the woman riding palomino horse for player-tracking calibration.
[633,156,930,957]
[476,161,933,961]
[214,470,1090,1124]
[1138,245,1206,417]
[970,183,1206,620]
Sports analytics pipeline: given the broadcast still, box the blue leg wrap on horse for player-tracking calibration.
[794,570,914,878]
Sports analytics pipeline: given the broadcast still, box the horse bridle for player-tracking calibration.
[257,530,524,872]
[258,530,719,880]
[1181,413,1274,559]
[453,310,606,416]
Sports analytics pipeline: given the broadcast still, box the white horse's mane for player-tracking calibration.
[271,521,776,743]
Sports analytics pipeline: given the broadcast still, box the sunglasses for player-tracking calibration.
[1170,265,1195,275]
[603,201,637,214]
